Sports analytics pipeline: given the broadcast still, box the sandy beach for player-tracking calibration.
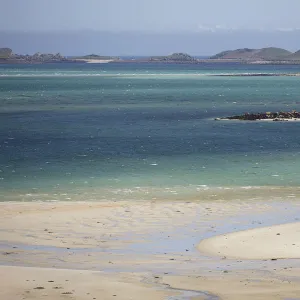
[0,266,174,300]
[74,58,114,63]
[1,196,300,299]
[198,222,300,259]
[3,42,300,300]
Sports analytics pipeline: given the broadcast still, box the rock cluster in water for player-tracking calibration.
[216,110,300,121]
[12,52,68,63]
[0,48,74,63]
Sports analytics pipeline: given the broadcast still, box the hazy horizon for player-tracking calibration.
[1,29,300,56]
[1,0,300,55]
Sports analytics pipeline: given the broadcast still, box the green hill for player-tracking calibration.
[211,47,292,61]
[211,48,255,59]
[150,53,197,62]
[287,50,300,60]
[258,47,292,60]
[0,48,13,59]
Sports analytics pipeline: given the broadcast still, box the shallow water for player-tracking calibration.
[1,62,300,201]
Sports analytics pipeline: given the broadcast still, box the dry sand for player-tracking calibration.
[198,222,300,259]
[1,198,300,299]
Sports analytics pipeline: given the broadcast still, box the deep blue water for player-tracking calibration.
[1,62,300,201]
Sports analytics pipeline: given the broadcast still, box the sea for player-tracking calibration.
[1,62,300,202]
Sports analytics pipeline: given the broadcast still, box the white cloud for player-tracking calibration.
[197,24,238,32]
[197,24,216,32]
[196,24,300,33]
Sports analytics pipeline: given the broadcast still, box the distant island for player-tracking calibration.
[0,48,71,63]
[1,47,300,64]
[142,47,300,64]
[216,111,300,122]
[148,53,197,62]
[0,48,120,64]
[0,49,199,64]
[0,48,13,59]
[210,47,300,63]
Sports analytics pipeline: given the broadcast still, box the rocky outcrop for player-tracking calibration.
[10,52,68,63]
[216,111,300,121]
[149,53,197,62]
[0,48,13,59]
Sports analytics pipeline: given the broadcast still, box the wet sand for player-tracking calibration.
[0,266,173,300]
[1,197,300,299]
[162,271,300,300]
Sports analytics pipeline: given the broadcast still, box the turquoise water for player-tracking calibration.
[1,62,300,201]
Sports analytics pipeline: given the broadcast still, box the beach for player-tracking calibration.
[0,266,173,300]
[1,62,300,299]
[1,197,300,299]
[198,221,300,260]
[74,58,115,63]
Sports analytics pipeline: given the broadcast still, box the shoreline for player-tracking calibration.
[1,197,300,299]
[2,185,300,202]
[198,222,300,260]
[2,58,300,65]
[73,58,115,64]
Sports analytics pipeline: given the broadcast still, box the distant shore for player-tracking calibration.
[2,47,300,65]
[73,58,115,64]
[2,57,300,65]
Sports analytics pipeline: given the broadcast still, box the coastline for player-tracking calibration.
[2,54,300,299]
[2,196,300,299]
[2,58,300,65]
[73,58,115,64]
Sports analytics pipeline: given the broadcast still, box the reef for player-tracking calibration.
[216,111,300,121]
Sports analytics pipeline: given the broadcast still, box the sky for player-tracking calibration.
[1,0,300,55]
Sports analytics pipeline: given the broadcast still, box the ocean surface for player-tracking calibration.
[1,62,300,201]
